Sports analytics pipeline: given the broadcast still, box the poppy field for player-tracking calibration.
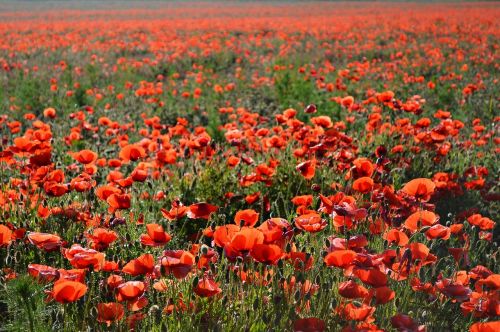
[0,1,499,331]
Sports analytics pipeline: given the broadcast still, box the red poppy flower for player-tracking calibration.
[324,250,357,268]
[27,232,62,252]
[296,159,316,180]
[106,193,131,210]
[470,321,500,332]
[384,229,409,246]
[234,209,259,227]
[97,302,125,326]
[52,280,87,303]
[140,223,171,247]
[391,314,425,332]
[293,317,325,332]
[63,244,105,271]
[28,264,58,283]
[250,244,283,265]
[122,253,154,276]
[194,275,222,297]
[160,250,195,279]
[404,210,438,232]
[116,281,145,302]
[119,144,146,162]
[338,280,369,299]
[73,149,98,164]
[187,202,218,219]
[352,177,374,193]
[0,224,13,247]
[295,213,327,233]
[401,178,436,201]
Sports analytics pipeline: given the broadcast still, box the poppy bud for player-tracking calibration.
[311,183,321,192]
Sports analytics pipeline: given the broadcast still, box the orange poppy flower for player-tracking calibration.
[469,321,500,332]
[404,210,438,232]
[324,250,357,268]
[295,213,327,233]
[234,209,259,227]
[391,314,425,332]
[352,177,374,193]
[296,159,316,180]
[160,250,195,279]
[28,264,58,283]
[95,185,121,201]
[353,267,388,287]
[187,202,218,219]
[140,223,171,247]
[97,302,125,326]
[119,144,146,162]
[224,227,265,260]
[52,280,87,303]
[258,218,292,244]
[291,195,313,207]
[73,149,98,164]
[250,244,283,265]
[467,214,495,231]
[340,303,375,321]
[194,275,222,297]
[27,232,62,252]
[122,254,154,276]
[86,228,118,250]
[425,224,451,240]
[384,229,409,246]
[293,317,325,332]
[401,178,436,201]
[0,224,13,247]
[338,280,369,299]
[213,224,240,247]
[116,281,145,302]
[106,193,131,210]
[63,244,105,271]
[289,251,314,271]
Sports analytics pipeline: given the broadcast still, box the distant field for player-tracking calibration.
[0,2,498,331]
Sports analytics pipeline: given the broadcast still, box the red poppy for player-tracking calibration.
[140,223,171,247]
[234,209,259,227]
[86,228,118,250]
[122,254,154,276]
[0,224,13,247]
[250,244,283,265]
[295,213,327,233]
[324,250,357,268]
[73,149,98,164]
[470,321,500,332]
[27,232,62,252]
[194,275,222,297]
[28,264,58,283]
[296,159,316,180]
[384,229,409,246]
[293,317,326,332]
[401,178,436,201]
[116,281,145,302]
[338,280,369,299]
[353,267,388,287]
[391,314,425,332]
[119,144,146,162]
[52,280,87,303]
[187,203,218,219]
[352,177,374,193]
[63,244,105,271]
[97,302,125,326]
[106,193,131,210]
[160,250,195,279]
[404,210,438,232]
